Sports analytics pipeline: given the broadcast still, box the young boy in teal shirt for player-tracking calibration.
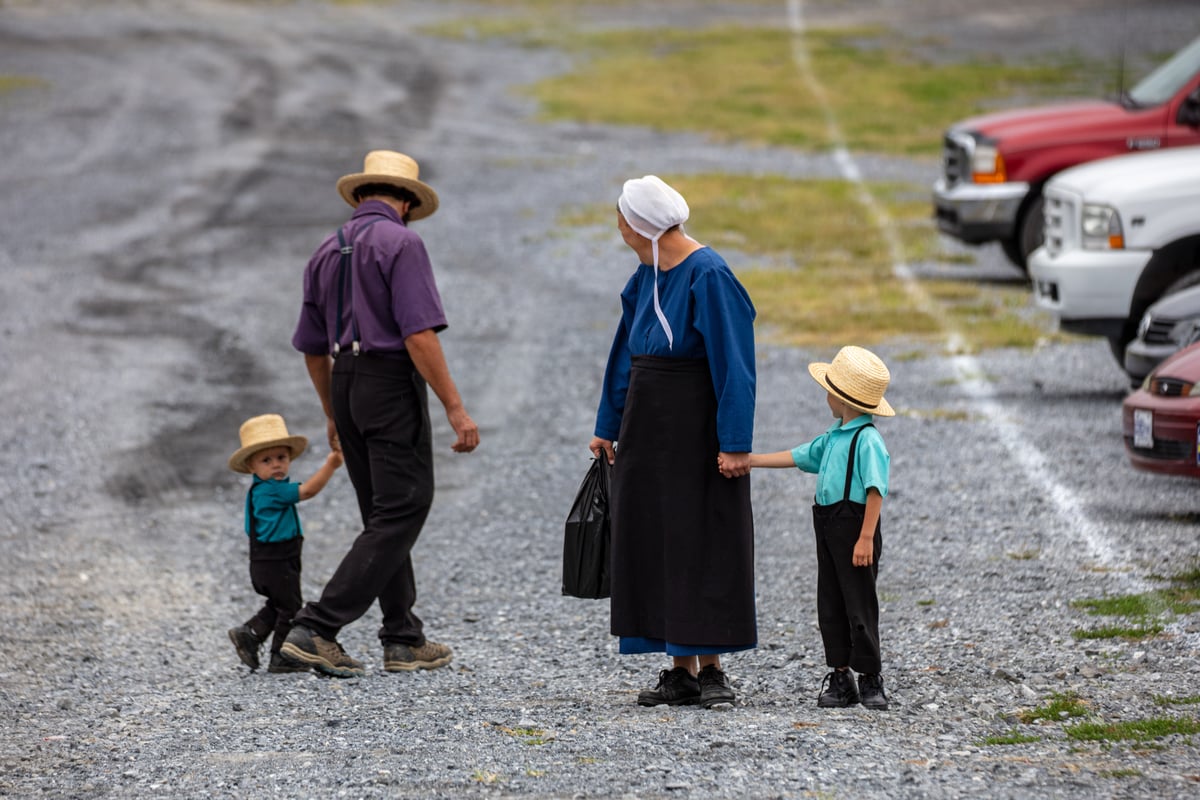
[745,346,894,710]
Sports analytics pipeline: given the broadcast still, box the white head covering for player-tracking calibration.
[618,175,690,349]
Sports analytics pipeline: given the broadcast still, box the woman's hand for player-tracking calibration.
[590,437,615,465]
[718,451,750,478]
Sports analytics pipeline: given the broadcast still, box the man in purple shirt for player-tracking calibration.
[282,150,480,678]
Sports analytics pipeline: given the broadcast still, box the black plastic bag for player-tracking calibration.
[562,457,611,598]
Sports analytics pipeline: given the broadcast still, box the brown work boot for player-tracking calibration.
[280,625,365,678]
[383,640,453,672]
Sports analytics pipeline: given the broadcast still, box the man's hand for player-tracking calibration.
[447,406,479,453]
[325,416,340,453]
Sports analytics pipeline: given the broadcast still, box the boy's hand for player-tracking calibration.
[852,535,875,567]
[328,451,344,469]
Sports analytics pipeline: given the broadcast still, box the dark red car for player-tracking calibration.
[1122,340,1200,478]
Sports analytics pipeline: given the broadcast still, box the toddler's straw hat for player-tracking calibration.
[335,150,439,220]
[228,414,309,474]
[808,346,895,417]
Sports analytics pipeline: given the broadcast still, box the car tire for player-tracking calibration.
[1000,194,1045,275]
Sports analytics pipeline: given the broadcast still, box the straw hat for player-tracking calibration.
[808,346,895,417]
[335,150,439,220]
[228,414,309,474]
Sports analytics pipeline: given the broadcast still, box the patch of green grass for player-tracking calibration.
[564,172,1061,349]
[1070,576,1200,641]
[900,408,971,421]
[1072,623,1164,641]
[524,26,1106,157]
[0,75,47,95]
[1066,717,1200,743]
[980,730,1040,746]
[1007,548,1041,561]
[458,11,1086,351]
[1099,768,1143,778]
[489,723,552,745]
[471,769,503,784]
[916,599,936,606]
[1019,691,1089,724]
[1073,592,1198,618]
[1154,694,1200,707]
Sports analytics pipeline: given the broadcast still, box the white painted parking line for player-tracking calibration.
[784,0,1119,569]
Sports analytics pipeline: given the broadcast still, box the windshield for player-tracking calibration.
[1128,36,1200,107]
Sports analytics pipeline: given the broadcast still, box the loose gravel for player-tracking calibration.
[2,1,1199,798]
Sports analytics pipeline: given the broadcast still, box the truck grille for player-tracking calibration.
[1041,189,1076,256]
[941,135,967,186]
[1141,316,1178,345]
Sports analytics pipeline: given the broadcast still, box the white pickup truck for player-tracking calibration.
[1029,145,1200,364]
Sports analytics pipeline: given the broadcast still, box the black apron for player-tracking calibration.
[609,356,756,649]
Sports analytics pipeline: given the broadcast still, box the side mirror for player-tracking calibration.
[1179,87,1200,128]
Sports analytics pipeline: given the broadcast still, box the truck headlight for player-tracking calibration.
[1081,204,1124,250]
[970,143,1006,183]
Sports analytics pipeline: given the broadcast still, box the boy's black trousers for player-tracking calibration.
[812,500,882,674]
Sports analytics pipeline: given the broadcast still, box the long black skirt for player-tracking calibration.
[609,355,756,650]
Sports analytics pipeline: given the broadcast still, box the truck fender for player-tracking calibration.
[1131,235,1200,322]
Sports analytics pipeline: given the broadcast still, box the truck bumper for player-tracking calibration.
[932,178,1028,244]
[1028,245,1151,334]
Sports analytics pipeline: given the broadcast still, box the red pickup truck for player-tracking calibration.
[933,36,1200,272]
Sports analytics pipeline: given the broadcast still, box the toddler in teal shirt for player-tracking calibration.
[226,414,342,673]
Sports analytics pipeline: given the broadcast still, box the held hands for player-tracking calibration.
[325,417,340,454]
[327,450,344,470]
[717,452,750,479]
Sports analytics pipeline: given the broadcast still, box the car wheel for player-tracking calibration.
[999,194,1045,275]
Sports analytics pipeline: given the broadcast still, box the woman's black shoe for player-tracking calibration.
[637,667,701,706]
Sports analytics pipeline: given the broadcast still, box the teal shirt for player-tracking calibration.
[244,476,303,543]
[790,416,890,505]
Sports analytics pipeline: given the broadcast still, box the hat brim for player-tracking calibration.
[228,435,309,474]
[808,362,895,417]
[335,173,439,220]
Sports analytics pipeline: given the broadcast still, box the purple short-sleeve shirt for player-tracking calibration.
[292,200,447,356]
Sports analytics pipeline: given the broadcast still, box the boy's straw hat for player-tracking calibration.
[808,346,895,417]
[335,150,439,220]
[228,414,309,474]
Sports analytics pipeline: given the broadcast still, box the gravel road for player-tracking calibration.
[2,1,1199,798]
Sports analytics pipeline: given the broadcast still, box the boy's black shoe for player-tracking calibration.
[817,669,861,708]
[267,650,310,674]
[697,665,736,708]
[637,667,701,706]
[858,673,889,710]
[228,625,262,671]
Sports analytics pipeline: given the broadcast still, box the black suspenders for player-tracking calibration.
[332,217,386,357]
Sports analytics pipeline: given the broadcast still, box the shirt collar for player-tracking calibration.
[836,415,875,432]
[352,199,403,225]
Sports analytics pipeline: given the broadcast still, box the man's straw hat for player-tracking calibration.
[335,150,439,220]
[228,414,309,474]
[808,346,895,417]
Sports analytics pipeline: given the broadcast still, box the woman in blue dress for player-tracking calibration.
[590,175,757,709]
